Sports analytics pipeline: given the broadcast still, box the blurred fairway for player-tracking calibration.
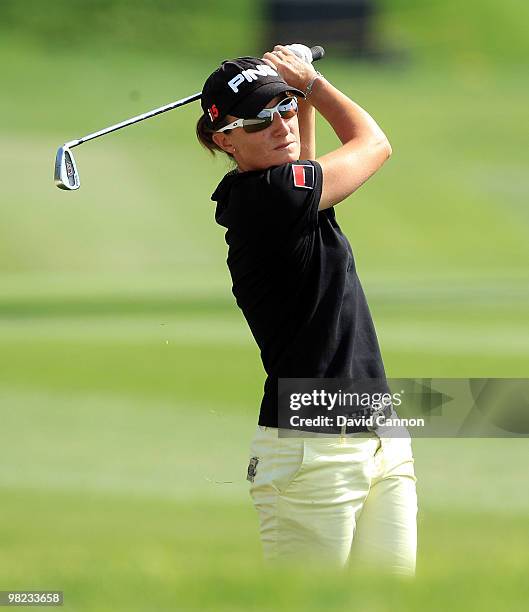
[1,3,529,609]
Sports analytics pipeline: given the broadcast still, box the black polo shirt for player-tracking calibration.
[211,159,386,427]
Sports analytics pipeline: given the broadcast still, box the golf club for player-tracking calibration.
[54,45,324,191]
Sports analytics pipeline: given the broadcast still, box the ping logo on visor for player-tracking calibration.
[292,164,315,190]
[227,64,279,93]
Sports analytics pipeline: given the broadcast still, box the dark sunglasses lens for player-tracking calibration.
[243,119,271,133]
[242,100,297,133]
[279,109,297,119]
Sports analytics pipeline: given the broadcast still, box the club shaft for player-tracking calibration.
[65,91,202,149]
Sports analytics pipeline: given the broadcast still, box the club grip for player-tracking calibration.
[310,46,325,62]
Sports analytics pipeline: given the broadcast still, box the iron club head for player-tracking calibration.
[54,145,80,190]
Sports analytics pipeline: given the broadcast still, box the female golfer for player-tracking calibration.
[196,46,417,575]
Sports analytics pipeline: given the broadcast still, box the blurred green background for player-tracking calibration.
[1,1,528,610]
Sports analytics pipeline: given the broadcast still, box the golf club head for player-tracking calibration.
[54,145,80,190]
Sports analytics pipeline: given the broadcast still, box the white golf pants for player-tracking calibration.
[247,424,418,575]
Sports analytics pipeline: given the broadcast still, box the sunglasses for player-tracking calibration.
[215,97,298,134]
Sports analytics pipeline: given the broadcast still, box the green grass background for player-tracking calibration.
[1,1,528,610]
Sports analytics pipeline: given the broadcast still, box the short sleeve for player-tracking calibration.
[264,160,323,234]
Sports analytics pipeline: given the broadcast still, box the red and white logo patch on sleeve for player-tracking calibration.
[292,164,315,190]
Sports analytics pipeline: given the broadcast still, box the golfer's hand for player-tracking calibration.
[262,45,317,93]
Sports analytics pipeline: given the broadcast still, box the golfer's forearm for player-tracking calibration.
[297,98,316,159]
[309,77,390,149]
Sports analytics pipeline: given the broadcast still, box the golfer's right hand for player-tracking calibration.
[262,45,317,93]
